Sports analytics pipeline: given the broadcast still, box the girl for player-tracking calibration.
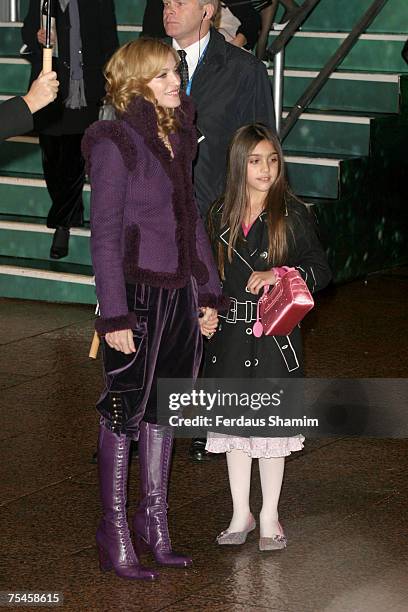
[204,123,331,550]
[82,39,224,580]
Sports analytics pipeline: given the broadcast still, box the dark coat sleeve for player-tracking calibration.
[287,202,332,294]
[0,97,33,142]
[194,214,230,311]
[82,125,137,334]
[238,59,275,131]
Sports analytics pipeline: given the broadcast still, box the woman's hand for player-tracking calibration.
[37,28,56,46]
[246,270,277,295]
[104,329,136,354]
[199,307,219,338]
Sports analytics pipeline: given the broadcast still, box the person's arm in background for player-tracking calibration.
[239,59,276,130]
[0,97,33,141]
[0,72,59,142]
[223,0,261,49]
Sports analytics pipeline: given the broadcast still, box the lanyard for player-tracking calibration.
[185,42,209,96]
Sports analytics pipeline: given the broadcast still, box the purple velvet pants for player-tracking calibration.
[97,279,202,439]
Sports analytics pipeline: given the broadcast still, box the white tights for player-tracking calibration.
[226,449,285,537]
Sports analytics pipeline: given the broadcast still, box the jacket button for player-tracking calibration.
[260,251,268,259]
[246,328,252,335]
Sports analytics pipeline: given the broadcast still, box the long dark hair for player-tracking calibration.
[213,123,289,279]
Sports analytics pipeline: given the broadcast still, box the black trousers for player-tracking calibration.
[39,133,85,229]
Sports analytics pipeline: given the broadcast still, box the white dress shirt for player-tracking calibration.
[173,32,211,82]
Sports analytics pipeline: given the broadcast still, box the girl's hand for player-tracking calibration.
[199,307,218,338]
[246,270,277,295]
[105,329,136,354]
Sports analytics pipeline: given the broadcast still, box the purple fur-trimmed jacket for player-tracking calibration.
[82,93,228,335]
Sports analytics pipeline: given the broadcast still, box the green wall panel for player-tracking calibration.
[114,1,146,25]
[283,118,371,156]
[280,74,400,113]
[287,161,339,198]
[0,62,30,95]
[0,26,23,56]
[0,141,42,174]
[271,36,408,74]
[0,182,90,221]
[0,229,91,266]
[299,0,408,34]
[0,274,95,304]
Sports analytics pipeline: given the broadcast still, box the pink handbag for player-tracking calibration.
[253,267,314,337]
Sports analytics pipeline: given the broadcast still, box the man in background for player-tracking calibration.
[22,0,118,259]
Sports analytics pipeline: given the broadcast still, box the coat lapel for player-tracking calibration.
[216,208,270,273]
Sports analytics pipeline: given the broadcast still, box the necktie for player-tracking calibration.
[177,50,189,91]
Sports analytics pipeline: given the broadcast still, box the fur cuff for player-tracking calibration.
[198,293,230,312]
[95,312,139,335]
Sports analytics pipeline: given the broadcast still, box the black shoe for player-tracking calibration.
[50,227,70,259]
[189,438,211,462]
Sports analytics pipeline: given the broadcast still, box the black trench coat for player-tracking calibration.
[204,199,332,379]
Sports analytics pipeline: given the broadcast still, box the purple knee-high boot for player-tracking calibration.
[132,422,193,567]
[96,424,158,580]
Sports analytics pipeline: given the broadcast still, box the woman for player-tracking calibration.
[82,38,227,580]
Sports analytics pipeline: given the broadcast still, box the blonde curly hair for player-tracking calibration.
[104,38,180,138]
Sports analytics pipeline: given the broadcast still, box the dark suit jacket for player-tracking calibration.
[0,97,33,142]
[21,0,118,134]
[190,28,275,215]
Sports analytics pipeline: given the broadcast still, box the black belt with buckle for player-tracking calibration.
[219,298,258,324]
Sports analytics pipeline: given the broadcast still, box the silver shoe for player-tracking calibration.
[216,515,256,545]
[259,534,287,550]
